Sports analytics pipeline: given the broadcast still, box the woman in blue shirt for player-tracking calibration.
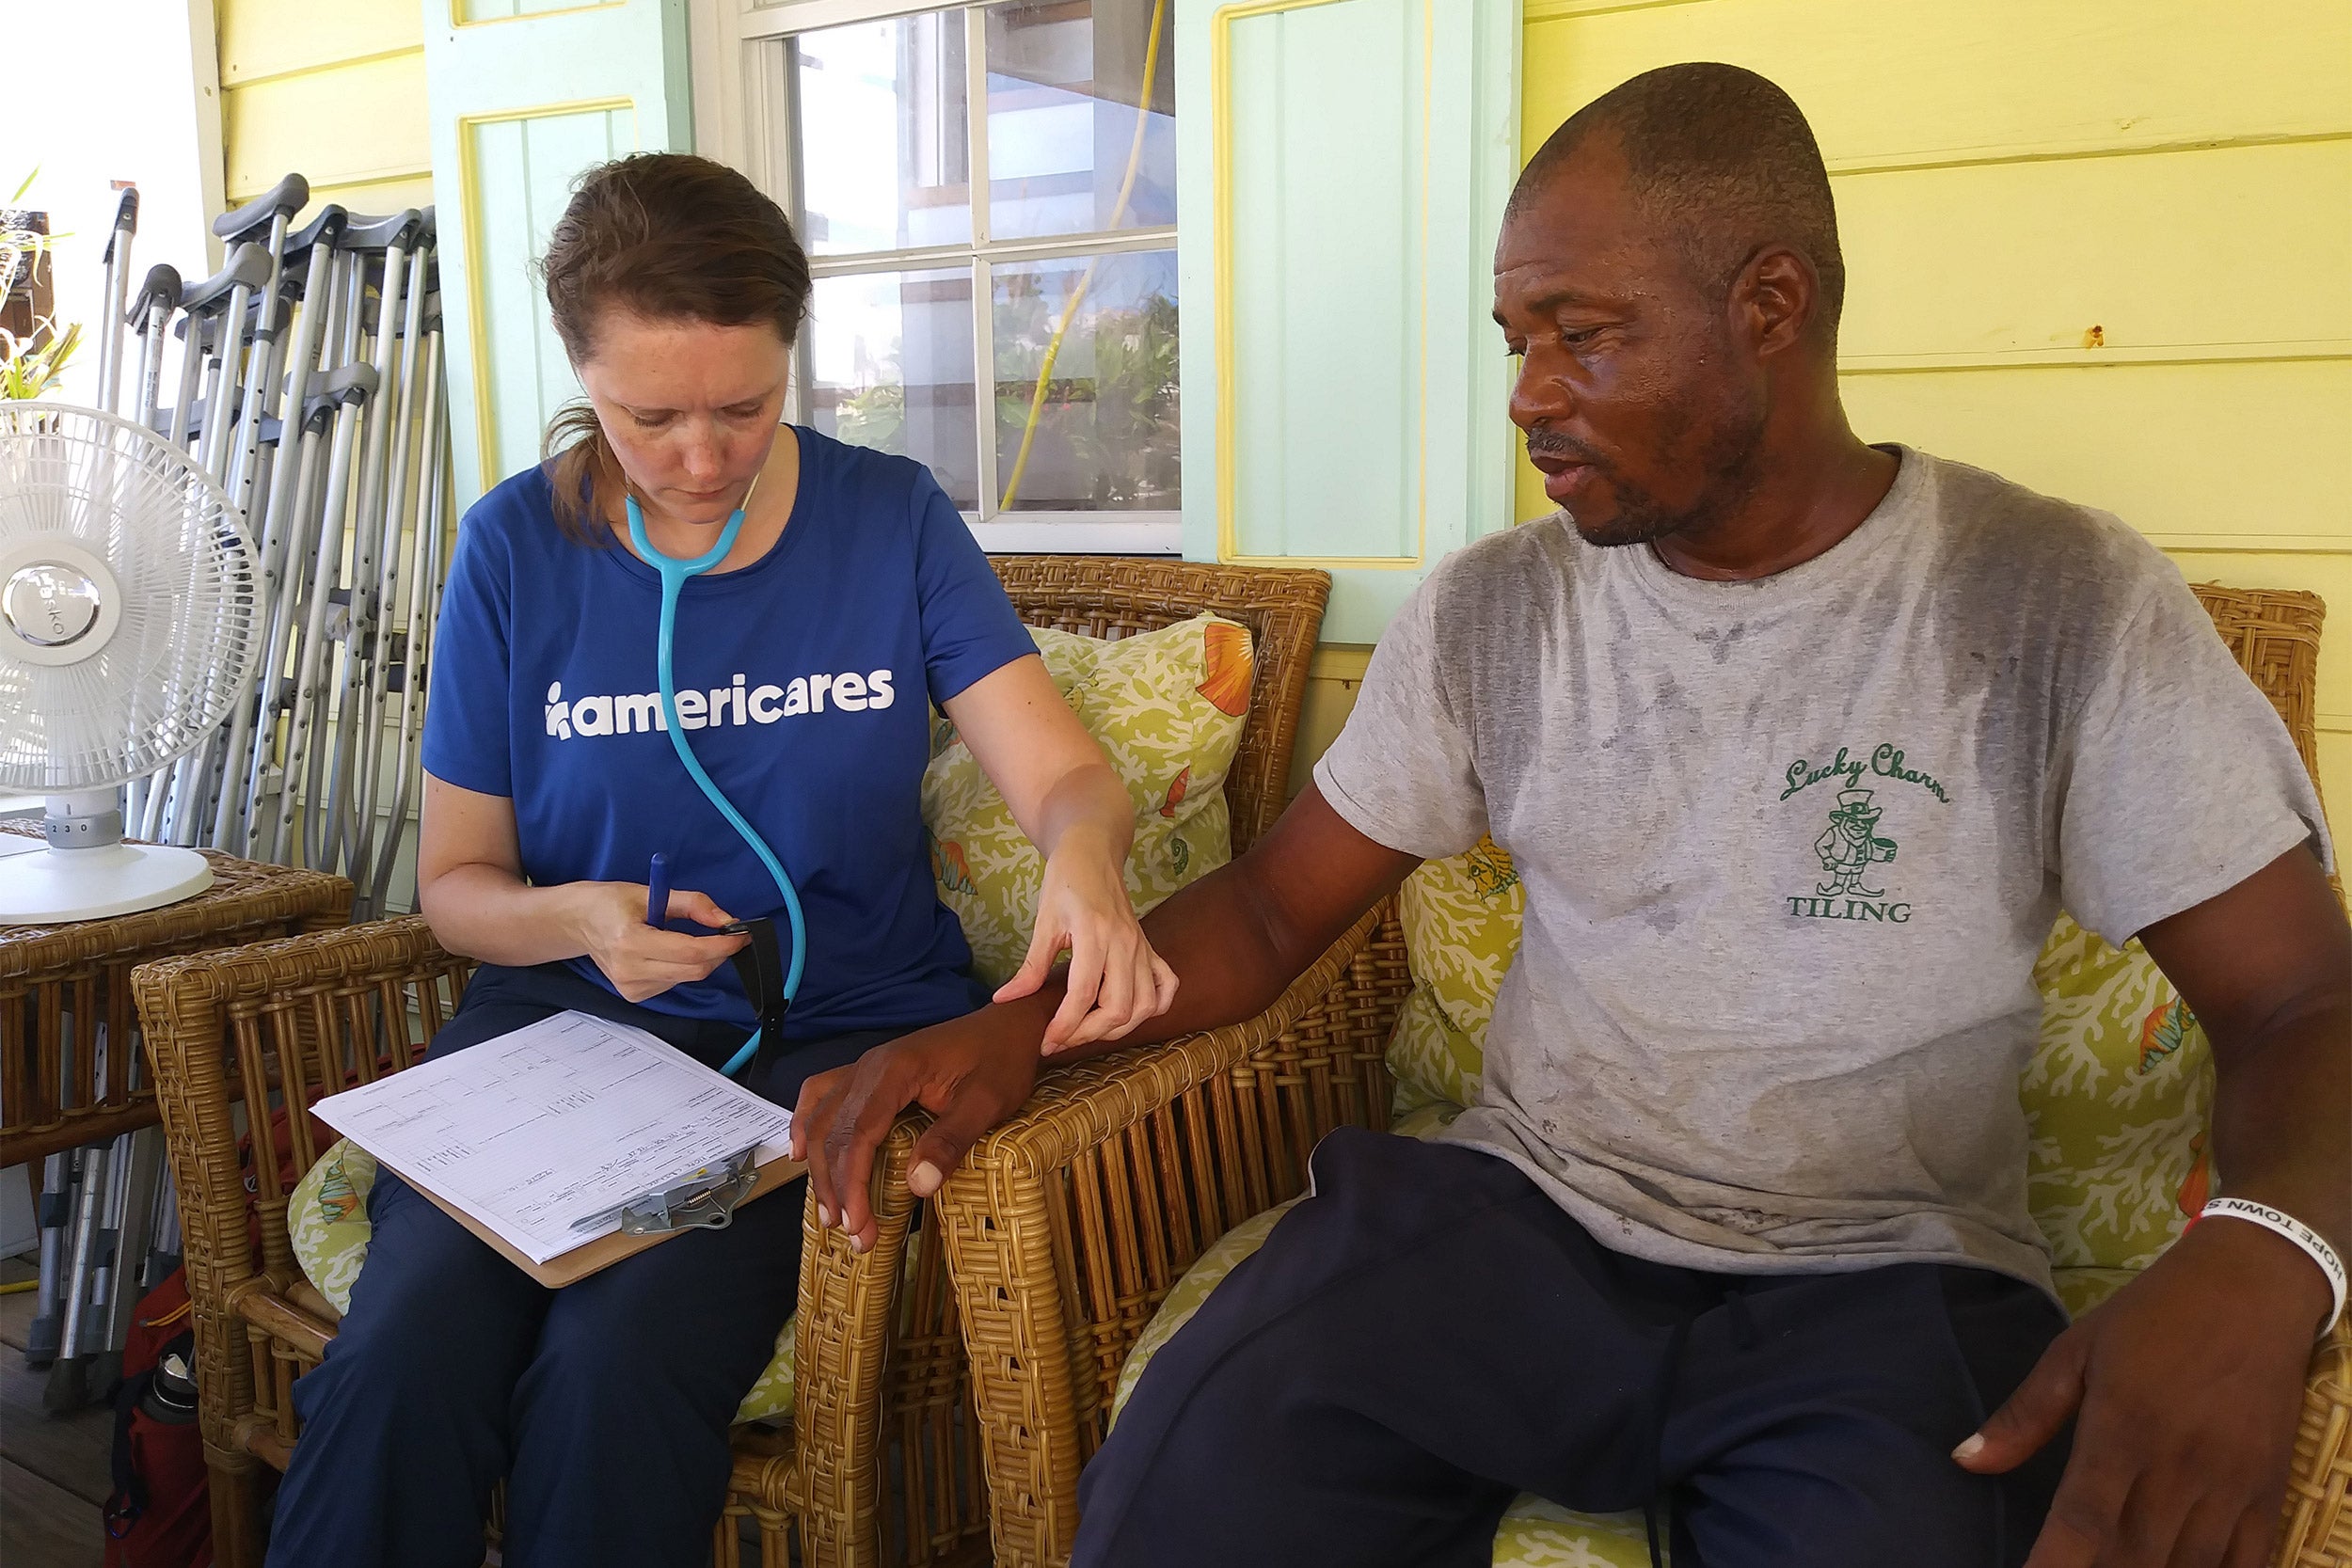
[265,153,1174,1568]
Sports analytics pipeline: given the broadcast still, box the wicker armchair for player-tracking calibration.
[1,845,350,1167]
[128,555,1335,1568]
[933,581,2352,1568]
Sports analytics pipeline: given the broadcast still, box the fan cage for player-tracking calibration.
[1,404,262,793]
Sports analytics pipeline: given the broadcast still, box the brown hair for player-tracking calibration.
[538,152,813,543]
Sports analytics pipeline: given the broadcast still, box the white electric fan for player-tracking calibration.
[1,402,260,922]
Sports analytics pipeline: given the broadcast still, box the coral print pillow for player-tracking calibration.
[921,614,1255,986]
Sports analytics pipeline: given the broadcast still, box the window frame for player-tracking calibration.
[692,0,1183,554]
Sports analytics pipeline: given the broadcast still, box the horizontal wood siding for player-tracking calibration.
[217,0,433,218]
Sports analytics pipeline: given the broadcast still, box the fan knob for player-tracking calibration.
[3,562,103,649]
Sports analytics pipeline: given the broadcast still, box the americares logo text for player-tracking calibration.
[544,669,895,739]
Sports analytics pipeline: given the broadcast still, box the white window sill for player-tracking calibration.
[964,513,1182,556]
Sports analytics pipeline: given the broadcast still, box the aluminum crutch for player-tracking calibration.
[203,177,310,849]
[369,296,447,916]
[127,263,181,435]
[230,205,345,855]
[248,388,335,863]
[44,1137,110,1411]
[146,245,270,841]
[213,174,308,515]
[24,1151,72,1369]
[318,209,423,878]
[90,1123,166,1394]
[93,187,137,417]
[274,227,372,865]
[349,221,436,901]
[273,363,380,869]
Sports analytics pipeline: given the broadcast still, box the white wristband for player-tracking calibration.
[2201,1197,2347,1340]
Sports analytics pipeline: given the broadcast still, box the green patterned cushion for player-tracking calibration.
[1387,836,1522,1112]
[286,1139,799,1425]
[1388,843,2216,1286]
[921,615,1253,988]
[286,1138,376,1313]
[1110,1170,1658,1564]
[2023,916,2213,1272]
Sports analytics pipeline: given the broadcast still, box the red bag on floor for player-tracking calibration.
[104,1265,213,1567]
[101,1103,332,1564]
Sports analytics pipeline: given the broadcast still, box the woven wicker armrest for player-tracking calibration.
[931,895,1409,1564]
[2283,1312,2352,1563]
[955,897,1398,1181]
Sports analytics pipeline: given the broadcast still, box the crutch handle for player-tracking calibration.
[178,241,272,314]
[337,207,426,253]
[215,172,310,243]
[101,187,138,261]
[283,204,348,267]
[128,263,180,324]
[301,361,380,426]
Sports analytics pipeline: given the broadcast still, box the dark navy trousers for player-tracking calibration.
[264,961,894,1568]
[1078,1126,2073,1568]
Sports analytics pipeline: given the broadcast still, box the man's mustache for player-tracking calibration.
[1525,429,1607,467]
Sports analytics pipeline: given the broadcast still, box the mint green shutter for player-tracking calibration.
[1175,0,1520,642]
[423,0,695,507]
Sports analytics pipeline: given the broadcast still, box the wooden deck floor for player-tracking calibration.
[1,1253,110,1568]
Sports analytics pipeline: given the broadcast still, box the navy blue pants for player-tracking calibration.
[1078,1127,2072,1568]
[264,961,898,1568]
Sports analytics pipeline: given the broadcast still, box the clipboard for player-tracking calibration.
[406,1153,807,1289]
[310,1009,808,1289]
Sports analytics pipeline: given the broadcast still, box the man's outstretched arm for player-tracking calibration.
[791,784,1424,1252]
[1959,842,2350,1568]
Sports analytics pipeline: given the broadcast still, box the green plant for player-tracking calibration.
[1,318,82,400]
[2,168,81,401]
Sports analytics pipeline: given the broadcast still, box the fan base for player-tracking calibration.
[0,843,214,924]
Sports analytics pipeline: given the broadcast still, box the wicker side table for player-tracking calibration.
[2,825,353,1168]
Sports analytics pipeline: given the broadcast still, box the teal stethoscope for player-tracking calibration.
[628,485,807,1079]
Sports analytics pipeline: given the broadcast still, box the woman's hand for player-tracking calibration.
[570,882,748,1004]
[994,824,1178,1050]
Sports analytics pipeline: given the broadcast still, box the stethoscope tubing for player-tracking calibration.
[627,492,809,1078]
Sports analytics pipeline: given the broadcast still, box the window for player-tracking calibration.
[762,0,1179,552]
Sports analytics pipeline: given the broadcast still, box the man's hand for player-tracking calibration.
[791,785,1421,1254]
[789,1001,1049,1253]
[1956,1212,2332,1567]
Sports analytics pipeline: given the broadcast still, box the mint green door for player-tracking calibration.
[423,0,694,507]
[1175,0,1521,641]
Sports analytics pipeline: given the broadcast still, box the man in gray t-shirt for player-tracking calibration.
[1315,441,2328,1302]
[802,63,2349,1568]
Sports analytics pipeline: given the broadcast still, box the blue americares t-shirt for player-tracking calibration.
[421,426,1038,1038]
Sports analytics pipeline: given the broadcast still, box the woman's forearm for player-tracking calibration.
[418,863,599,968]
[1025,760,1136,867]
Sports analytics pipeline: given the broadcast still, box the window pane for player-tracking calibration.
[806,268,980,509]
[993,248,1178,512]
[984,0,1175,243]
[788,15,972,257]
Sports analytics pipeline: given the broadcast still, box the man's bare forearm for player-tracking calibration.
[2211,994,2352,1279]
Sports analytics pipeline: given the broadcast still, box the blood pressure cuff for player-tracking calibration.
[723,917,789,1044]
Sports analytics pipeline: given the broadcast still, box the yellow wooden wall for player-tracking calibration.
[217,0,433,218]
[1493,0,2352,817]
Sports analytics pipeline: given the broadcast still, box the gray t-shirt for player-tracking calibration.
[1316,447,2331,1295]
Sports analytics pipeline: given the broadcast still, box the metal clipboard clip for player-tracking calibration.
[573,1143,765,1238]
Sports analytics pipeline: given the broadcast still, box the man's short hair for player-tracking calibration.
[1513,62,1846,337]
